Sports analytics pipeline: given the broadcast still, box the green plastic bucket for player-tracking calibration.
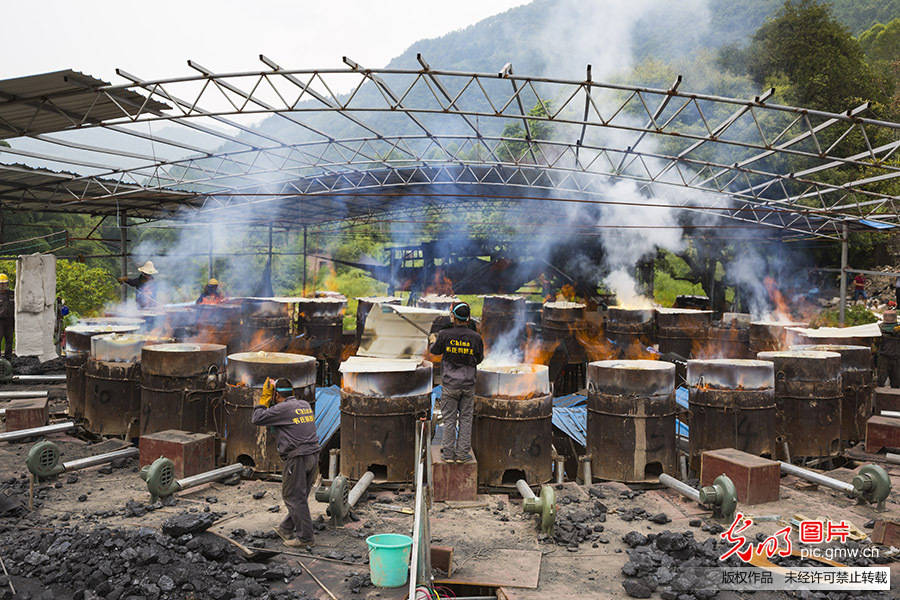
[366,533,413,587]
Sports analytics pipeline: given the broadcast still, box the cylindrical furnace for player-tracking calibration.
[757,350,842,460]
[686,359,776,468]
[749,321,806,354]
[241,300,292,352]
[541,301,587,395]
[84,333,172,437]
[703,313,753,359]
[224,351,317,471]
[416,295,459,311]
[790,344,873,445]
[140,343,227,436]
[656,308,713,358]
[295,296,347,386]
[605,308,656,358]
[474,364,553,485]
[480,295,527,353]
[339,358,433,482]
[65,323,141,419]
[191,303,243,351]
[587,360,677,482]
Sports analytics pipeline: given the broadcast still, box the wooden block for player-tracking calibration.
[430,544,453,575]
[3,397,49,432]
[431,445,478,502]
[700,448,780,505]
[865,416,900,453]
[874,387,900,413]
[139,429,215,478]
[871,520,900,547]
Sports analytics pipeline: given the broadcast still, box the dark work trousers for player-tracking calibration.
[895,287,900,306]
[0,318,13,359]
[440,386,475,461]
[280,452,319,541]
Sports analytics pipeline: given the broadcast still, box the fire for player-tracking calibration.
[523,334,558,366]
[425,268,454,296]
[556,284,576,302]
[323,264,340,293]
[763,277,793,322]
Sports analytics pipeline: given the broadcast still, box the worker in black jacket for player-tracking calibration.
[429,302,484,463]
[0,274,13,361]
[251,377,319,548]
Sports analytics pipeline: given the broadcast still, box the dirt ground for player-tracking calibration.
[2,382,900,599]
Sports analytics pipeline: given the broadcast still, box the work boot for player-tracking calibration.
[273,526,295,542]
[284,537,314,550]
[455,453,474,463]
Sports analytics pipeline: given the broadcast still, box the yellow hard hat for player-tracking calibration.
[208,278,219,286]
[0,274,7,283]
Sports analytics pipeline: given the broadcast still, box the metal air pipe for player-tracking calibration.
[0,421,76,443]
[779,461,891,510]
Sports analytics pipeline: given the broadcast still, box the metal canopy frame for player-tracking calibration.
[0,57,898,240]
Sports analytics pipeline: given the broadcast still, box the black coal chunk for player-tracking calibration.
[161,512,217,537]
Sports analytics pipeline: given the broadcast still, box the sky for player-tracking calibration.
[2,0,529,82]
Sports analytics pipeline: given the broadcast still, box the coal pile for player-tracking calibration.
[0,520,312,600]
[619,529,895,600]
[550,486,609,548]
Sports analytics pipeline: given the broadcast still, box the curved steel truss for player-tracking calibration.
[1,55,899,239]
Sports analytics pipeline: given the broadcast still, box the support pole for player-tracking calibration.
[119,211,128,303]
[839,222,848,325]
[208,226,214,279]
[302,225,308,296]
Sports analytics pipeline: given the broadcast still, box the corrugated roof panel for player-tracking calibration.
[552,406,586,447]
[0,70,170,139]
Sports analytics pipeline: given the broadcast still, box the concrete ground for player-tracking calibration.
[1,383,899,599]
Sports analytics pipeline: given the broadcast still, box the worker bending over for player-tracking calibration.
[251,377,319,548]
[196,278,225,304]
[429,302,484,463]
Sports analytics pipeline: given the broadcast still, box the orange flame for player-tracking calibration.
[425,268,454,296]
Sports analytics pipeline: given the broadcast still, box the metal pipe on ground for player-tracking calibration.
[881,410,900,418]
[515,479,556,534]
[886,453,900,464]
[778,461,891,510]
[0,391,49,399]
[314,470,377,526]
[0,421,76,443]
[13,375,66,383]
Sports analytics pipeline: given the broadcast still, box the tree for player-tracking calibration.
[55,260,118,317]
[732,0,890,110]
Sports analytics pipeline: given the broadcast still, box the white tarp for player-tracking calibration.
[786,322,882,339]
[15,253,58,361]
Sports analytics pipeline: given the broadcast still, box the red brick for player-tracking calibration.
[431,445,477,501]
[871,520,900,547]
[139,429,215,478]
[700,448,780,505]
[874,387,900,413]
[3,397,49,432]
[865,416,900,453]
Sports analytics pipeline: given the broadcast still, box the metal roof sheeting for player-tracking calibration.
[0,70,169,139]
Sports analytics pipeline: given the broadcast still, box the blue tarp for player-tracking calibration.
[859,219,896,230]
[550,386,690,447]
[314,385,342,447]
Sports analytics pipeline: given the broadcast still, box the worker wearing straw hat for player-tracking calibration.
[118,261,158,309]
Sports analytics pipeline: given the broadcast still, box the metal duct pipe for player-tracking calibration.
[0,421,76,443]
[779,461,891,510]
[14,375,66,383]
[885,453,900,465]
[880,410,900,418]
[328,449,339,480]
[516,479,536,501]
[0,391,48,399]
[659,473,701,503]
[348,471,376,507]
[177,464,245,490]
[64,447,138,472]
